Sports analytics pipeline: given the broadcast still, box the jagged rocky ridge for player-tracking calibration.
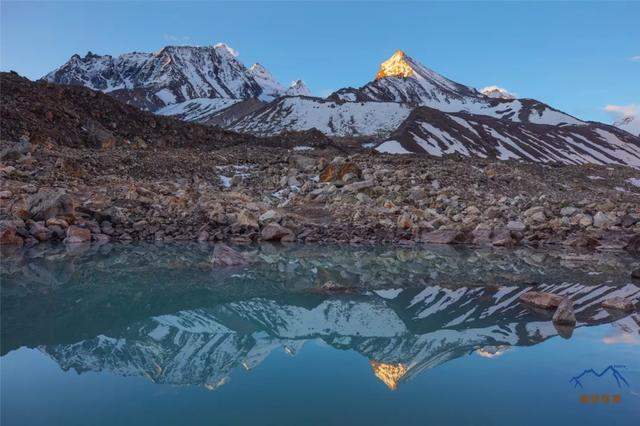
[43,44,306,111]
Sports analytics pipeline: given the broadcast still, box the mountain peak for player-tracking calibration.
[480,85,516,100]
[213,43,239,58]
[285,79,311,96]
[375,50,414,79]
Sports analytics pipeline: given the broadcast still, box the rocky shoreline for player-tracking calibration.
[2,137,640,252]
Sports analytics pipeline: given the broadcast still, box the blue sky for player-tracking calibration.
[1,1,638,123]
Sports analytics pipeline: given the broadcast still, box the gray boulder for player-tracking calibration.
[552,297,576,325]
[27,191,75,221]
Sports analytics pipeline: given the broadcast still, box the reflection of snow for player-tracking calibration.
[39,281,640,391]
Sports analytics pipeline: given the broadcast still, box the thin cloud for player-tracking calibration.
[604,103,638,119]
[630,55,640,62]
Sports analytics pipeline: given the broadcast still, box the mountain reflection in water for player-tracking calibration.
[1,243,639,392]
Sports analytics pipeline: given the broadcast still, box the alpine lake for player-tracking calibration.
[1,242,639,425]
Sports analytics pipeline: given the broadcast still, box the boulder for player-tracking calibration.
[27,191,75,221]
[0,221,24,246]
[552,297,576,325]
[320,162,362,183]
[626,235,640,254]
[235,211,259,229]
[0,139,32,161]
[45,218,69,229]
[28,222,52,242]
[491,228,514,247]
[593,212,614,228]
[85,119,117,149]
[602,297,635,312]
[211,244,248,267]
[64,225,91,244]
[261,223,294,241]
[343,179,374,192]
[420,229,464,245]
[259,210,282,224]
[560,206,578,216]
[289,155,316,172]
[397,213,413,230]
[471,224,492,245]
[519,291,563,309]
[506,221,526,232]
[578,214,593,227]
[632,268,640,280]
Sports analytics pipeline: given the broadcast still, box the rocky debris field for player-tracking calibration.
[2,135,640,252]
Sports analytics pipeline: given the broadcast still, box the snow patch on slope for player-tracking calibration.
[232,97,412,137]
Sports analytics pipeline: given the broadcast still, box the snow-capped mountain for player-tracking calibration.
[43,43,297,111]
[376,106,640,167]
[41,45,640,168]
[329,50,582,126]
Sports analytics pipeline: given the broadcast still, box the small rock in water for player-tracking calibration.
[552,297,576,325]
[519,291,563,309]
[211,244,248,267]
[602,297,635,312]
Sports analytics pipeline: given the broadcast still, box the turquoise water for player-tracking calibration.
[1,243,639,425]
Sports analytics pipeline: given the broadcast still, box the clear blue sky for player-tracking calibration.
[1,1,638,123]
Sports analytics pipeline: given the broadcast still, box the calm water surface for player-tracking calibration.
[1,243,639,425]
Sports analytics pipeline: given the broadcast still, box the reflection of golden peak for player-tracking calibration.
[370,360,408,390]
[375,50,414,80]
[476,345,511,358]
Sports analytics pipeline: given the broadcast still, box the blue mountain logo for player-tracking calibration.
[570,365,629,388]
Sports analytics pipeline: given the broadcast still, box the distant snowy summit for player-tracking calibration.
[480,85,516,100]
[43,43,308,111]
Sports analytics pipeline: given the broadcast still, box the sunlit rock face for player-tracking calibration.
[370,361,408,390]
[375,50,414,79]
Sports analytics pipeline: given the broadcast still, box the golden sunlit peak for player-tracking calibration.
[370,360,408,390]
[375,50,414,80]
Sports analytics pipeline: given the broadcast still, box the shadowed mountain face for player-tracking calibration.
[2,243,638,391]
